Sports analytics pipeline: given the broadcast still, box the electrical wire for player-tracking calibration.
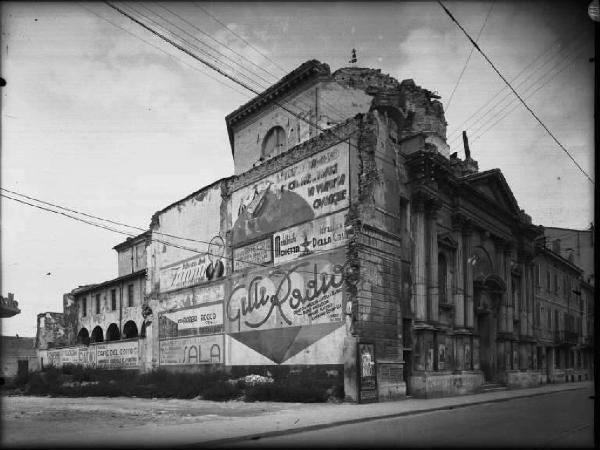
[470,45,586,144]
[447,31,585,146]
[192,2,288,75]
[76,2,250,98]
[0,191,358,277]
[153,2,279,83]
[117,2,267,93]
[146,2,348,122]
[445,0,495,113]
[438,1,593,184]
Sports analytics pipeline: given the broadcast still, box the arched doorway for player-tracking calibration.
[106,323,121,341]
[91,326,104,343]
[475,275,506,382]
[77,328,90,345]
[122,320,139,339]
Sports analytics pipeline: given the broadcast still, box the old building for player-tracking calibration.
[38,60,593,401]
[1,293,38,379]
[534,237,593,383]
[1,336,37,380]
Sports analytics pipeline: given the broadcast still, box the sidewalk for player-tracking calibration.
[105,381,594,447]
[9,381,593,448]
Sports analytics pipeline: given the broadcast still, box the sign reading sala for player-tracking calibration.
[231,143,349,244]
[225,250,345,333]
[273,211,348,264]
[159,335,223,365]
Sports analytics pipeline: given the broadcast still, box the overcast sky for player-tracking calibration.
[1,1,594,337]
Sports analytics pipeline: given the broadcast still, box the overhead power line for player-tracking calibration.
[438,1,594,185]
[76,2,250,97]
[446,29,578,142]
[2,189,370,278]
[470,45,586,144]
[192,2,288,75]
[105,1,348,143]
[447,31,586,147]
[445,0,495,112]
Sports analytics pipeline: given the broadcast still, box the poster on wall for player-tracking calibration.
[78,346,96,368]
[159,303,224,339]
[225,249,346,365]
[47,350,61,367]
[273,211,348,265]
[226,250,345,333]
[159,334,223,365]
[96,340,139,369]
[233,238,272,271]
[231,143,349,244]
[160,236,225,292]
[358,343,378,403]
[60,347,79,366]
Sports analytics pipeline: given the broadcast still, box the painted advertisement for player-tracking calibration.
[159,334,223,365]
[359,343,378,403]
[159,303,224,339]
[160,236,225,293]
[96,340,139,369]
[273,211,348,265]
[233,238,272,271]
[232,143,349,244]
[78,346,96,367]
[225,249,346,364]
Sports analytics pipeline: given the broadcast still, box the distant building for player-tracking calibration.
[1,336,37,379]
[534,244,591,384]
[35,60,594,400]
[544,225,594,286]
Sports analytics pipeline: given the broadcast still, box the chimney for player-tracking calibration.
[462,131,471,160]
[552,239,561,254]
[8,293,14,302]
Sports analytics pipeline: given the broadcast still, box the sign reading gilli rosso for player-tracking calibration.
[225,251,345,333]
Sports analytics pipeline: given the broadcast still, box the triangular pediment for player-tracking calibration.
[462,169,521,216]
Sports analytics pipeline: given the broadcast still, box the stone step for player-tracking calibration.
[481,383,507,392]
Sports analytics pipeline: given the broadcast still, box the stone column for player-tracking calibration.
[528,265,535,337]
[412,198,427,323]
[520,265,527,336]
[504,247,513,334]
[453,219,465,328]
[426,201,440,323]
[463,223,474,329]
[495,239,507,333]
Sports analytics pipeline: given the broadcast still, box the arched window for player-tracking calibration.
[106,323,121,341]
[140,321,147,338]
[122,320,139,339]
[91,326,104,343]
[261,126,286,158]
[77,328,90,345]
[438,253,447,303]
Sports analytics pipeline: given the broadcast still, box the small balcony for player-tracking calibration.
[554,330,579,346]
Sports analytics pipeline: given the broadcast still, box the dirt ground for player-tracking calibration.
[1,394,308,447]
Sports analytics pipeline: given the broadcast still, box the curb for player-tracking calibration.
[189,385,586,448]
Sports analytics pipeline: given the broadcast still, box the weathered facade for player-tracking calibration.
[1,336,37,379]
[37,60,593,401]
[534,240,593,384]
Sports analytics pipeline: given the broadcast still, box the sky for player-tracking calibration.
[1,1,595,337]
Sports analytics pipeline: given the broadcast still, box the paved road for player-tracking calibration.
[225,387,595,448]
